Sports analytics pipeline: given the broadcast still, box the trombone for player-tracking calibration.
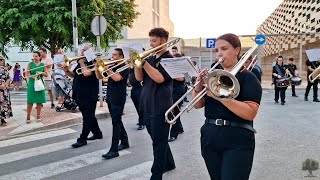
[309,66,320,83]
[165,44,258,124]
[100,38,181,79]
[246,55,257,71]
[75,58,124,75]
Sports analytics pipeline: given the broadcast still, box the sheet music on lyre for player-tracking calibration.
[306,48,320,62]
[160,57,199,79]
[122,44,143,59]
[84,48,96,62]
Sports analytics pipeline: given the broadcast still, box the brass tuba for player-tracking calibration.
[165,44,258,124]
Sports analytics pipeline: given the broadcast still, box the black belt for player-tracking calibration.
[205,118,256,133]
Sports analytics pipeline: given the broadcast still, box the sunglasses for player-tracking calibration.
[0,59,4,61]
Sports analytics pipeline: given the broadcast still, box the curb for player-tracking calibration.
[0,113,110,141]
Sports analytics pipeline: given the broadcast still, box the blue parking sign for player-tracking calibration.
[206,38,216,48]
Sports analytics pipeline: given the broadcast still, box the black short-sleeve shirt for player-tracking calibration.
[72,61,99,101]
[272,65,286,79]
[204,70,262,125]
[140,51,173,115]
[306,59,319,76]
[285,64,297,75]
[251,68,261,82]
[104,63,129,105]
[129,68,142,88]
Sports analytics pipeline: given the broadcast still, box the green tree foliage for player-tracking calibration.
[302,158,319,177]
[0,0,139,55]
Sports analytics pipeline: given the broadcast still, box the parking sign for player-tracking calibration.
[206,38,216,48]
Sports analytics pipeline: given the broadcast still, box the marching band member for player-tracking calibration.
[96,48,130,159]
[244,55,261,82]
[128,67,145,130]
[304,59,320,102]
[193,33,262,180]
[272,55,291,105]
[64,45,103,148]
[135,27,176,179]
[286,57,299,97]
[168,53,185,142]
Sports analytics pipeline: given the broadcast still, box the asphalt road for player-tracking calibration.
[0,89,319,180]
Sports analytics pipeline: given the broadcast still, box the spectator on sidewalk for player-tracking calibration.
[39,48,55,109]
[0,55,13,126]
[21,68,28,85]
[12,64,21,90]
[26,52,47,124]
[53,48,66,104]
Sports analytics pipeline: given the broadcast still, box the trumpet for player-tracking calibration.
[309,66,320,83]
[100,38,181,79]
[165,44,258,124]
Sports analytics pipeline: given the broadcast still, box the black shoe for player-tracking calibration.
[87,134,103,141]
[292,94,298,97]
[281,102,285,105]
[118,144,130,151]
[275,100,279,103]
[71,141,87,148]
[164,165,176,173]
[137,125,145,130]
[51,103,55,109]
[313,99,320,102]
[179,130,184,134]
[168,137,177,142]
[184,99,189,102]
[305,97,308,101]
[102,151,119,159]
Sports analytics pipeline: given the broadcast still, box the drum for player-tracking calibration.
[291,76,302,86]
[276,77,290,88]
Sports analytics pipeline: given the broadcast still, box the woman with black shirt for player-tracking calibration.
[272,55,290,105]
[193,33,262,180]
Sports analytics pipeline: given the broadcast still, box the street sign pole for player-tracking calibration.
[255,34,266,69]
[71,0,78,56]
[96,16,103,107]
[91,15,107,107]
[206,38,216,67]
[210,49,213,66]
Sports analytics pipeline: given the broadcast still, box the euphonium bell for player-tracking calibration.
[309,66,320,83]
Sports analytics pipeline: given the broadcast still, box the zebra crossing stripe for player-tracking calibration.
[0,139,75,165]
[94,161,152,180]
[0,149,131,180]
[0,128,77,148]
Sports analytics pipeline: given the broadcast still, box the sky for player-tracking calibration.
[169,0,284,38]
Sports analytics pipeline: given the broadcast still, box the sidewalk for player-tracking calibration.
[0,101,109,140]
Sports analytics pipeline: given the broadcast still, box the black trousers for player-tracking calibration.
[201,122,255,180]
[305,79,319,99]
[144,113,175,180]
[131,87,144,125]
[170,93,184,138]
[291,85,296,95]
[107,102,128,152]
[76,99,102,142]
[274,86,287,102]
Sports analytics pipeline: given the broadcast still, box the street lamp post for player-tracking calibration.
[71,0,79,56]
